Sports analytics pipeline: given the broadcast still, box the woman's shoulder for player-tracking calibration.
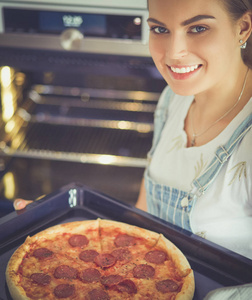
[226,128,252,199]
[234,126,252,160]
[231,101,252,159]
[228,124,252,184]
[156,85,174,109]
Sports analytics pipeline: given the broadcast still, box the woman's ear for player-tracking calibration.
[238,11,252,44]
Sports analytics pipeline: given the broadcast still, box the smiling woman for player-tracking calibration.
[14,0,252,266]
[136,0,252,266]
[147,0,251,97]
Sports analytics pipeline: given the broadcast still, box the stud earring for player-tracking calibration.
[239,39,247,49]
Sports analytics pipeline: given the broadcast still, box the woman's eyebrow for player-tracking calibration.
[147,15,215,27]
[181,15,215,26]
[147,18,166,26]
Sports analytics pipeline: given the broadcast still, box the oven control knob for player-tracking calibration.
[60,29,84,51]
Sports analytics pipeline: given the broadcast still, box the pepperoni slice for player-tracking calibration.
[115,279,137,294]
[87,288,110,300]
[33,248,53,260]
[156,279,180,293]
[145,250,167,264]
[54,284,75,298]
[133,264,155,279]
[94,253,116,269]
[68,234,89,247]
[54,265,78,279]
[79,268,101,283]
[114,234,136,247]
[101,275,123,287]
[30,273,51,285]
[111,248,132,261]
[79,249,99,262]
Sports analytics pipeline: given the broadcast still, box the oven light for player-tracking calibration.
[130,91,146,101]
[97,155,116,165]
[133,17,142,26]
[3,172,15,199]
[0,66,12,88]
[2,91,15,122]
[12,132,25,149]
[136,124,152,133]
[125,103,143,111]
[118,121,131,130]
[1,66,16,122]
[5,119,15,133]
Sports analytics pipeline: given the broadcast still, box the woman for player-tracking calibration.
[12,1,252,298]
[15,0,252,259]
[136,0,252,261]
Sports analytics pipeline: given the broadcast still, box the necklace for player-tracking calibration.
[190,67,249,147]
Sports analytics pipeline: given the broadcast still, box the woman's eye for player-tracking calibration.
[190,26,207,33]
[150,26,168,34]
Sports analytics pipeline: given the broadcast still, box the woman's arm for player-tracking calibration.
[13,182,148,211]
[135,178,147,211]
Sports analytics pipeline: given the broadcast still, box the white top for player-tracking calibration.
[149,86,252,259]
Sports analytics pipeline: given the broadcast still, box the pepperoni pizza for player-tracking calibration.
[6,219,194,299]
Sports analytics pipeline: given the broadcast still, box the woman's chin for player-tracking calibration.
[165,83,196,96]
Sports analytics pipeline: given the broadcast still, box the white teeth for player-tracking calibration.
[171,65,199,74]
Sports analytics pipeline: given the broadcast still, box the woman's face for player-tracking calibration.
[148,0,242,96]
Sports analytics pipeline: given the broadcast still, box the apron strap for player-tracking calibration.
[191,113,252,198]
[148,87,174,158]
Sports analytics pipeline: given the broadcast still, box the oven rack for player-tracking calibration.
[0,85,158,168]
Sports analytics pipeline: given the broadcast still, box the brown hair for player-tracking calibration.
[221,0,252,67]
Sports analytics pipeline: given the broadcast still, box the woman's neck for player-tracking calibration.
[194,65,249,121]
[185,65,251,147]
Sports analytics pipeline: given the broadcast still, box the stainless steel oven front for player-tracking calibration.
[0,0,150,56]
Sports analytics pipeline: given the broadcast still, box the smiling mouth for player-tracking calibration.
[170,64,202,74]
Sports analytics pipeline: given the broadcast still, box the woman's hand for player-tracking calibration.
[13,199,33,210]
[135,178,147,211]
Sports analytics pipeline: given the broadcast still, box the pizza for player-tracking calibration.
[6,219,194,299]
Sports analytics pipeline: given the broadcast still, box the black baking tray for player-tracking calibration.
[1,182,252,300]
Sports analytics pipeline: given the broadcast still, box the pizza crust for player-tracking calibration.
[157,235,195,300]
[99,219,160,242]
[6,237,33,300]
[27,219,100,241]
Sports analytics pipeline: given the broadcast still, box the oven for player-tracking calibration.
[0,0,166,209]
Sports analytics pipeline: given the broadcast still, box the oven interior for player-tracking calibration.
[0,47,166,212]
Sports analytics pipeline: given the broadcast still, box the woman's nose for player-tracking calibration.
[168,35,188,59]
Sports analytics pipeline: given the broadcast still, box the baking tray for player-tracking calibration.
[1,182,252,300]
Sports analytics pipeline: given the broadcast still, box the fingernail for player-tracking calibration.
[15,200,23,208]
